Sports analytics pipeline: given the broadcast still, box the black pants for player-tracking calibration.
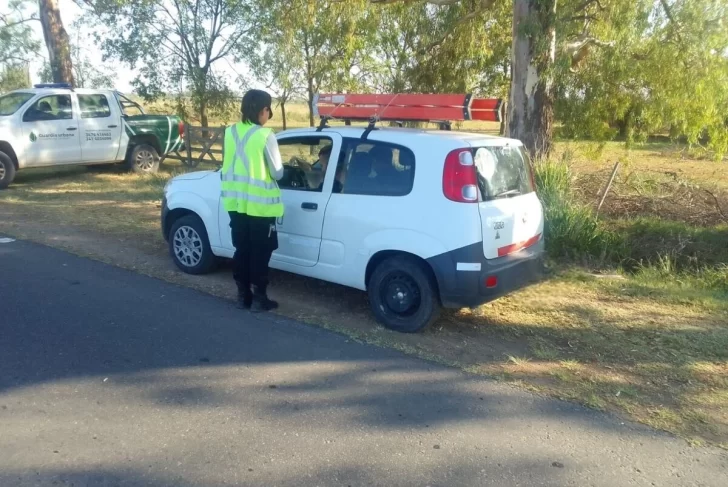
[229,212,278,296]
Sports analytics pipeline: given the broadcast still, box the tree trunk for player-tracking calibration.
[507,0,556,161]
[200,103,209,128]
[199,102,209,140]
[281,100,288,131]
[307,80,315,128]
[499,100,508,136]
[38,0,75,86]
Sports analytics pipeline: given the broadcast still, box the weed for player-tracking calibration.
[534,159,622,263]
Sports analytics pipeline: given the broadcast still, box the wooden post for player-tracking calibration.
[596,161,621,218]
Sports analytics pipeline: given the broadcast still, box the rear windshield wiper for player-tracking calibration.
[494,189,522,198]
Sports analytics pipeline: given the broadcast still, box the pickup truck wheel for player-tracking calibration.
[168,215,216,275]
[128,144,160,174]
[368,256,441,333]
[0,151,16,190]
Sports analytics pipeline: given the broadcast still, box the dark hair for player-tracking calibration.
[318,145,333,157]
[241,89,273,125]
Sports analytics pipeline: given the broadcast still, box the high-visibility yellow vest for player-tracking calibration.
[221,122,283,217]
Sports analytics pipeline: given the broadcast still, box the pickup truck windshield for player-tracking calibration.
[0,92,34,116]
[473,145,535,200]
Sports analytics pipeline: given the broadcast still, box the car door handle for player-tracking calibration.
[301,202,318,210]
[108,124,118,128]
[66,127,77,131]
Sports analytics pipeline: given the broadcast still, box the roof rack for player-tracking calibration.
[34,83,73,90]
[114,91,146,115]
[314,93,502,138]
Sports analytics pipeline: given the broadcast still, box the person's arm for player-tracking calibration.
[263,133,284,181]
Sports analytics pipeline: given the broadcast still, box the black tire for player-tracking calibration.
[127,144,160,174]
[368,255,441,333]
[168,214,217,275]
[0,151,16,190]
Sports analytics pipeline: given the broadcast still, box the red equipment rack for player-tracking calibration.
[314,93,503,125]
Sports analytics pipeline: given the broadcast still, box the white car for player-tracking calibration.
[162,125,545,332]
[0,83,183,189]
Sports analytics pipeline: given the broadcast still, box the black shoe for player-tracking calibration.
[250,295,279,313]
[236,292,253,310]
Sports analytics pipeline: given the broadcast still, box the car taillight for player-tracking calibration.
[443,148,479,203]
[178,121,185,137]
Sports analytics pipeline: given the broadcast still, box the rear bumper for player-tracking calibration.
[427,238,545,309]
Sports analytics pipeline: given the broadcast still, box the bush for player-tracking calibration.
[534,159,623,264]
[534,158,727,290]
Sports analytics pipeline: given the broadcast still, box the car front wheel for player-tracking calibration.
[368,255,441,333]
[168,215,217,275]
[0,151,16,190]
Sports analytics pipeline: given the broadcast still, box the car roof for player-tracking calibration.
[280,126,520,146]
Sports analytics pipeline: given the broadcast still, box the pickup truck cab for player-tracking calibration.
[0,83,183,189]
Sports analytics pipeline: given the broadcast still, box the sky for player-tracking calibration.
[27,0,255,94]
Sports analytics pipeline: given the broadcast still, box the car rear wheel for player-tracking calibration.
[0,151,16,190]
[168,215,217,275]
[128,144,160,174]
[368,255,441,333]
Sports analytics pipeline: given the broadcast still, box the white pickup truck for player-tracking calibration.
[0,83,184,189]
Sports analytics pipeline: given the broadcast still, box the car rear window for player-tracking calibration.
[473,145,534,200]
[0,92,34,116]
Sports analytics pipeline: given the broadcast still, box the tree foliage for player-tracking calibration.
[0,0,39,69]
[369,0,728,158]
[557,0,728,157]
[56,0,726,157]
[79,0,258,126]
[249,39,305,130]
[255,0,378,126]
[373,1,511,97]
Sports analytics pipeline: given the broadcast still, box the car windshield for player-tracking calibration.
[0,92,34,116]
[473,145,534,200]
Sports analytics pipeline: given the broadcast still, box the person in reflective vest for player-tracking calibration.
[221,89,284,312]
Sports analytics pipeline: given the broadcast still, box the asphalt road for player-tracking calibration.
[1,238,726,487]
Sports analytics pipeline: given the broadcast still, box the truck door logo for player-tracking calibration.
[29,132,37,143]
[493,221,505,230]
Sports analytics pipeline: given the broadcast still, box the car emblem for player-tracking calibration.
[29,132,37,142]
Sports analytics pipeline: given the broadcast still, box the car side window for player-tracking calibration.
[339,139,415,197]
[22,95,74,122]
[277,136,334,192]
[78,94,111,119]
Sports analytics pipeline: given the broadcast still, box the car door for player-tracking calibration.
[77,92,123,163]
[21,93,81,166]
[272,133,343,267]
[216,132,342,267]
